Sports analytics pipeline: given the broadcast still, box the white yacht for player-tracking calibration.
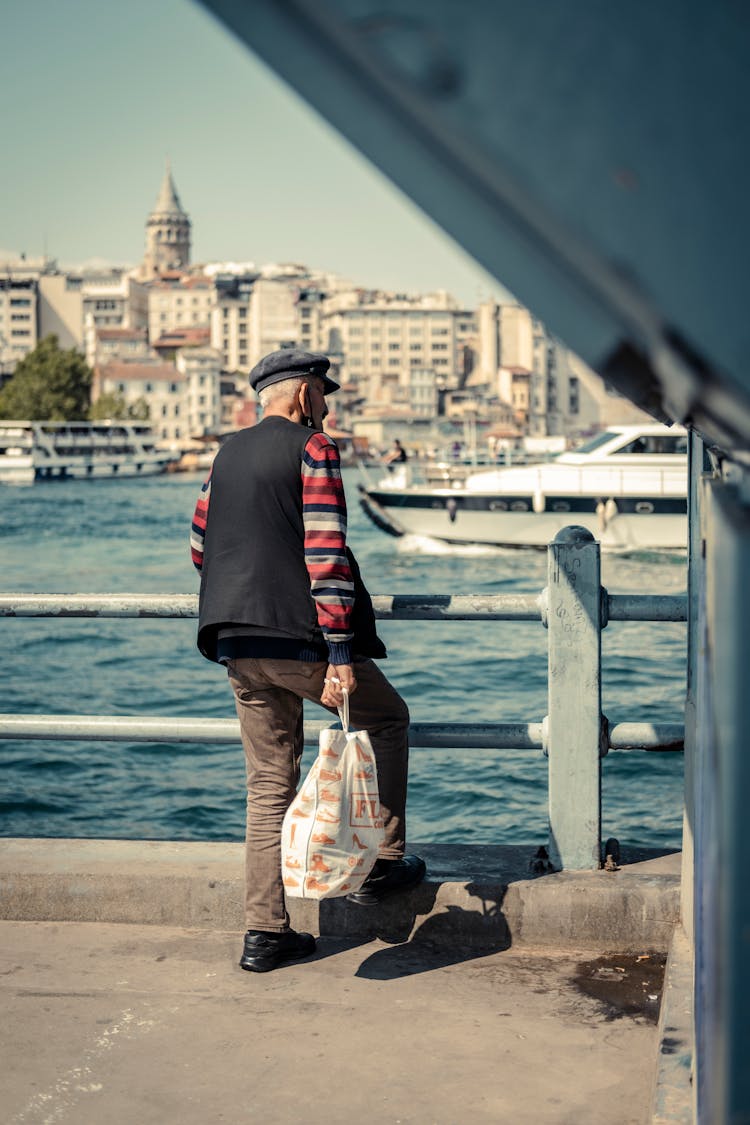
[0,421,177,484]
[359,424,688,552]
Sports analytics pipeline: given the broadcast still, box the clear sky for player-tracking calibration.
[1,0,510,307]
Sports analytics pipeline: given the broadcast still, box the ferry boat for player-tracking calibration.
[359,423,688,552]
[0,421,177,484]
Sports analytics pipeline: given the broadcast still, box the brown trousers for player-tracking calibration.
[226,657,410,932]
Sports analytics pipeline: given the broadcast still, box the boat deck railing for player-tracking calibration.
[369,461,686,497]
[0,525,685,870]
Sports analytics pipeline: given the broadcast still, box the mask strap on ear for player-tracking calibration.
[302,385,315,428]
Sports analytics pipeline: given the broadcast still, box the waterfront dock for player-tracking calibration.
[1,838,690,1124]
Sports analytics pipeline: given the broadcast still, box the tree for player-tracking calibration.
[89,391,127,421]
[89,393,151,422]
[0,335,92,421]
[127,396,151,421]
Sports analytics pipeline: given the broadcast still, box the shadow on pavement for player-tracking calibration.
[319,881,513,979]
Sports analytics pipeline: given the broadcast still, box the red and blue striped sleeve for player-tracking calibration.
[190,471,211,572]
[301,432,354,664]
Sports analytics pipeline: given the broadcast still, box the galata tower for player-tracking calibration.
[143,162,191,277]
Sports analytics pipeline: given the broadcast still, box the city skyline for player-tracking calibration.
[1,0,511,308]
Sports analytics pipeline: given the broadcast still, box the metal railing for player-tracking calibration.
[0,525,686,870]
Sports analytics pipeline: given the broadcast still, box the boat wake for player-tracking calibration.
[397,534,516,557]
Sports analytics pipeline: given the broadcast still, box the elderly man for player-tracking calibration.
[191,349,425,972]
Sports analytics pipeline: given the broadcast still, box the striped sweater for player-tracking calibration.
[191,430,355,660]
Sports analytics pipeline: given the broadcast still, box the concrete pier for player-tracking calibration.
[2,919,663,1125]
[0,838,689,1123]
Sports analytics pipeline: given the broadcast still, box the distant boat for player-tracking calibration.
[359,423,688,552]
[0,421,178,484]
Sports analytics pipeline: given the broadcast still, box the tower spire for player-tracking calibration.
[153,158,185,217]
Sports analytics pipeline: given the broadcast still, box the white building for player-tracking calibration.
[320,290,477,406]
[0,274,38,367]
[478,299,651,438]
[175,346,222,437]
[211,275,299,373]
[36,269,149,367]
[147,275,213,343]
[94,327,152,365]
[81,274,149,367]
[94,360,186,445]
[93,343,222,446]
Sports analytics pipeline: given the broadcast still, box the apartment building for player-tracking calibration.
[0,273,38,366]
[147,274,213,343]
[94,328,151,365]
[296,285,327,352]
[320,290,477,407]
[94,360,185,443]
[81,274,149,366]
[35,269,149,367]
[175,346,223,437]
[210,274,299,373]
[477,299,650,438]
[93,341,222,445]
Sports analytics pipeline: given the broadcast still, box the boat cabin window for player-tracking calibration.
[574,431,619,453]
[618,435,688,455]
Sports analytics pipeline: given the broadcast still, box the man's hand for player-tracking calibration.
[321,662,357,709]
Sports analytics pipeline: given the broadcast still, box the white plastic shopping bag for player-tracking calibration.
[281,690,384,899]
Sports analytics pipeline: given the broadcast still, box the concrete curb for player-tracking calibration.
[651,926,694,1122]
[0,838,681,951]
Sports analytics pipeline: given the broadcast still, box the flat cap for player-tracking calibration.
[249,349,340,396]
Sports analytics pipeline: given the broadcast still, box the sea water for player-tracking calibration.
[0,470,686,851]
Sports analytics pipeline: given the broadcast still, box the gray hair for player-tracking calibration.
[257,375,305,409]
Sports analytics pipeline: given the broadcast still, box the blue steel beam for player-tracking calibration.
[199,0,750,452]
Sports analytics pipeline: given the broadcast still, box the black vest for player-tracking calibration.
[197,416,385,663]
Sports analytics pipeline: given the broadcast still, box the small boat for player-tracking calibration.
[359,424,688,552]
[0,421,178,484]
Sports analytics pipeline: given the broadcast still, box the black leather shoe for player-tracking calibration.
[239,928,316,973]
[346,855,427,906]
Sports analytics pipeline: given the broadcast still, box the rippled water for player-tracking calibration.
[0,469,687,851]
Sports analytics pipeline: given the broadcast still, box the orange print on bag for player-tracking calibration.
[310,853,332,873]
[311,831,336,845]
[306,876,330,892]
[319,767,343,782]
[349,793,380,827]
[315,807,340,824]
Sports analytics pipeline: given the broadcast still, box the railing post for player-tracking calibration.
[545,525,603,870]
